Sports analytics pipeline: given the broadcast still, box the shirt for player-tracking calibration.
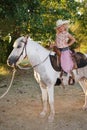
[56,31,70,48]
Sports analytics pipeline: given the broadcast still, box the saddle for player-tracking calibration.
[50,51,87,72]
[49,54,61,71]
[72,51,87,68]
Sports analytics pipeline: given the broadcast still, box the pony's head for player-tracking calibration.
[7,36,28,67]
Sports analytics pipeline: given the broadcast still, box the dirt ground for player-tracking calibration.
[0,67,87,130]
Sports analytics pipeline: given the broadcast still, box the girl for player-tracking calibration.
[50,19,76,85]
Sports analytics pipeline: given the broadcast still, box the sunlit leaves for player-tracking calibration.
[0,0,87,63]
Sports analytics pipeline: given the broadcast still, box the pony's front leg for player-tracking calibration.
[40,85,48,117]
[47,86,55,122]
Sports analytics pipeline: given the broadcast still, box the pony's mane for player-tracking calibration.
[27,37,50,53]
[13,36,51,54]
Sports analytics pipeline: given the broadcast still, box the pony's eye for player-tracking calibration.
[17,45,21,48]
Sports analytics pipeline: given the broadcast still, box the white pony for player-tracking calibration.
[7,36,87,122]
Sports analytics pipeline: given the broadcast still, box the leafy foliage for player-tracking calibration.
[0,0,87,63]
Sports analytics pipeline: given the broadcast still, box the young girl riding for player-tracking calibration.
[50,19,76,85]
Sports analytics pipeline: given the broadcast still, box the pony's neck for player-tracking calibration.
[26,38,50,66]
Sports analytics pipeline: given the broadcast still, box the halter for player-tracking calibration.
[16,37,51,69]
[15,38,28,64]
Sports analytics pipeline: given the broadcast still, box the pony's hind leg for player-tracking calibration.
[83,94,87,110]
[79,77,87,110]
[47,86,55,122]
[40,85,48,117]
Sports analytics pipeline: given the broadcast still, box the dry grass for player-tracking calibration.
[0,64,10,76]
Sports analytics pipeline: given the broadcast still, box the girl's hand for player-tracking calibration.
[50,44,53,48]
[50,42,56,48]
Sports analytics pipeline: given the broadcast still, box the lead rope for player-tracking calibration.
[0,68,16,99]
[0,51,51,99]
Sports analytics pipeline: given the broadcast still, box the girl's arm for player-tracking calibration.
[68,33,76,46]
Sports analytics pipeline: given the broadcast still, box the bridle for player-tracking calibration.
[15,37,51,69]
[0,37,51,99]
[15,38,28,64]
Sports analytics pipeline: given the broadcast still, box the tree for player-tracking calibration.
[0,0,87,63]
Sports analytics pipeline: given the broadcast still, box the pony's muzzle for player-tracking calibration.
[7,56,17,67]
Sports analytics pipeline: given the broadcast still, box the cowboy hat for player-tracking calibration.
[55,19,70,28]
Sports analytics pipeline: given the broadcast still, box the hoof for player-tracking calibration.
[48,114,54,122]
[40,111,47,118]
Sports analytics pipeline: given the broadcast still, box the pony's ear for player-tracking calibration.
[24,35,29,42]
[21,34,29,39]
[25,34,29,39]
[21,35,29,43]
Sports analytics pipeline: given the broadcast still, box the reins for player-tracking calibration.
[0,68,16,99]
[17,51,52,70]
